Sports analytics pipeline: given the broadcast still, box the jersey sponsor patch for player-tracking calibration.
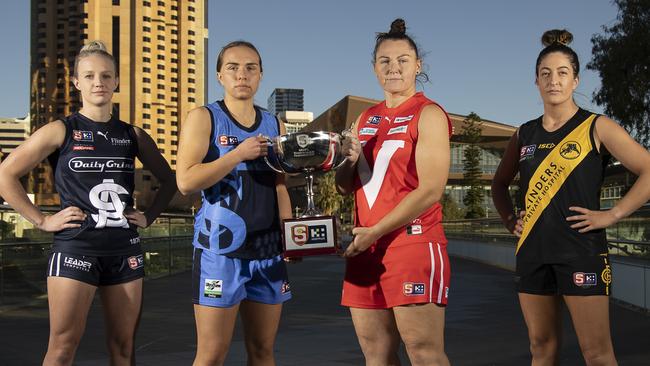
[387,125,408,135]
[219,135,239,146]
[573,272,597,287]
[281,280,291,294]
[406,224,422,235]
[73,130,93,142]
[537,143,556,149]
[63,256,92,272]
[73,145,95,151]
[68,157,135,173]
[359,127,378,136]
[403,282,426,296]
[520,145,536,161]
[204,279,223,298]
[128,255,144,270]
[394,115,414,124]
[366,115,382,125]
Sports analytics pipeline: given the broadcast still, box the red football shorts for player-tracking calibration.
[341,241,450,308]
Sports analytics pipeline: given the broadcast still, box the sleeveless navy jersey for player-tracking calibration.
[48,112,141,256]
[193,101,282,259]
[517,108,609,262]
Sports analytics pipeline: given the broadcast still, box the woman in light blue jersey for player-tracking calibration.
[176,41,292,366]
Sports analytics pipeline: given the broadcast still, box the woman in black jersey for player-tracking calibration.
[492,30,650,365]
[0,41,176,366]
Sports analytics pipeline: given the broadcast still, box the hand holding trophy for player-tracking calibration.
[264,131,348,256]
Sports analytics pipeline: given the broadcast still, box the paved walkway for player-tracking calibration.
[1,254,649,365]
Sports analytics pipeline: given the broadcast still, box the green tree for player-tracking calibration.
[315,171,354,220]
[461,112,485,218]
[440,193,465,220]
[588,0,650,146]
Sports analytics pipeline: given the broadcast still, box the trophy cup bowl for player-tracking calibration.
[264,131,348,256]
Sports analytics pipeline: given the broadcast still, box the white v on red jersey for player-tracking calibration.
[354,92,452,247]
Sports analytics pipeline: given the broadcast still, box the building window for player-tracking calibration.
[143,113,151,119]
[143,36,151,42]
[188,68,195,74]
[157,54,165,60]
[157,108,165,114]
[143,16,151,21]
[188,6,195,11]
[157,75,165,80]
[143,123,151,129]
[143,103,151,109]
[143,26,151,32]
[143,47,151,53]
[157,85,165,90]
[188,87,195,93]
[188,59,195,64]
[143,1,151,6]
[143,57,151,63]
[188,78,195,83]
[188,15,195,21]
[157,128,165,133]
[157,138,165,143]
[188,97,195,103]
[157,45,165,50]
[171,15,178,20]
[143,67,151,73]
[188,30,195,36]
[158,94,165,99]
[158,0,165,5]
[157,10,165,16]
[157,64,165,70]
[143,78,151,83]
[158,25,165,31]
[171,77,178,83]
[143,88,151,93]
[157,35,165,41]
[189,40,195,45]
[157,118,165,124]
[171,68,178,73]
[171,29,178,35]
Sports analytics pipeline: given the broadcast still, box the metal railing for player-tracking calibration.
[0,209,196,307]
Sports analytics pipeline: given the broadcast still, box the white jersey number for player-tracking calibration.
[358,140,404,209]
[88,179,130,228]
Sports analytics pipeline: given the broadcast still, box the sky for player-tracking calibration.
[0,0,619,126]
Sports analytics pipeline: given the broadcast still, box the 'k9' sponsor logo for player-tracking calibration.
[290,224,328,246]
[68,157,135,173]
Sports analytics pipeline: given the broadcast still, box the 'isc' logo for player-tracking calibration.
[290,224,328,246]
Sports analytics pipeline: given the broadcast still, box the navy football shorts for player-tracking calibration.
[47,251,145,286]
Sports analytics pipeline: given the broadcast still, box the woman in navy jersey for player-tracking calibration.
[0,41,176,366]
[335,19,452,366]
[176,41,292,366]
[492,30,650,365]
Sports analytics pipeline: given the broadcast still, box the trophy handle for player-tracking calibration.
[263,136,285,174]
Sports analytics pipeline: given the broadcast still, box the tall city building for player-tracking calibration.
[30,0,208,206]
[267,88,303,116]
[0,115,31,159]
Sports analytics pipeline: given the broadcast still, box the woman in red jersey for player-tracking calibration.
[335,18,452,366]
[492,30,650,365]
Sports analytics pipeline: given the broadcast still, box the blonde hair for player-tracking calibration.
[73,40,117,77]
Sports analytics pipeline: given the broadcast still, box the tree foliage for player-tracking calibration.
[588,0,650,146]
[314,171,354,221]
[461,112,485,219]
[441,193,465,220]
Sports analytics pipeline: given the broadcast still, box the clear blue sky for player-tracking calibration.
[0,1,618,126]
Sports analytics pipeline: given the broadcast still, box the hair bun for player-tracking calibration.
[541,29,573,47]
[80,40,108,53]
[389,18,406,35]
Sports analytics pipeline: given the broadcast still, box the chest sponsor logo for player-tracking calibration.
[290,224,328,246]
[88,178,130,228]
[97,131,109,141]
[63,256,92,272]
[128,255,144,270]
[559,141,581,160]
[204,279,223,298]
[394,115,414,124]
[359,127,378,136]
[403,282,426,296]
[387,125,408,135]
[520,145,536,161]
[537,143,556,149]
[366,115,382,125]
[73,145,95,151]
[69,157,135,173]
[573,272,597,287]
[111,137,132,146]
[73,130,93,142]
[219,135,239,146]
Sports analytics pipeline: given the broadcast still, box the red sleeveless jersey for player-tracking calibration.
[354,92,452,247]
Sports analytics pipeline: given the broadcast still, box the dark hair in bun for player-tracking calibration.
[372,18,428,82]
[535,29,579,77]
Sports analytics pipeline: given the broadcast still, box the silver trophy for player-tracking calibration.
[264,131,348,255]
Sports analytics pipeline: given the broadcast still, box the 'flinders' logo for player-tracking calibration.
[559,141,581,160]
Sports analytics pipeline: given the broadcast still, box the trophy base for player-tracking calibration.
[283,216,338,256]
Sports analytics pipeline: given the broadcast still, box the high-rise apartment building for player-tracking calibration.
[267,88,303,116]
[0,115,31,159]
[30,0,208,206]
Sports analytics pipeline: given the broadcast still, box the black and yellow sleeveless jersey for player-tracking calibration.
[517,108,609,262]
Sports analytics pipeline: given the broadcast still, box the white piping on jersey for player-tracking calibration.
[437,243,444,303]
[428,242,435,303]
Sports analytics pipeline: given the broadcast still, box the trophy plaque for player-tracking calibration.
[265,131,347,256]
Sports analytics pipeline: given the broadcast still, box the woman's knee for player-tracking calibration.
[528,333,559,358]
[106,336,134,360]
[580,341,616,366]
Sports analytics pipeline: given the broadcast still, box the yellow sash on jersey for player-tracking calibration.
[516,114,596,254]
